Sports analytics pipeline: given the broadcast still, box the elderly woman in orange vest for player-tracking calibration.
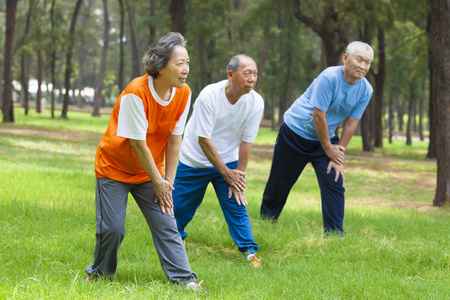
[85,32,203,291]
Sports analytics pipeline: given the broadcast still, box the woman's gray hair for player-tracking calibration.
[142,32,187,78]
[345,41,374,62]
[226,54,254,73]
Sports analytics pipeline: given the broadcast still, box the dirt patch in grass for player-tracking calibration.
[0,127,101,144]
[347,198,442,212]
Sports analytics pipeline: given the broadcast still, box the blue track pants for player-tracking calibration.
[173,161,258,254]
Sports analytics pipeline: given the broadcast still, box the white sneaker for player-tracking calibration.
[246,253,262,267]
[186,280,207,293]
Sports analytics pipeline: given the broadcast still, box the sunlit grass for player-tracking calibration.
[1,108,448,299]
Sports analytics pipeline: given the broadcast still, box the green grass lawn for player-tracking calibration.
[1,108,448,299]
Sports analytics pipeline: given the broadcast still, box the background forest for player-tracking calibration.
[0,0,448,205]
[0,0,430,137]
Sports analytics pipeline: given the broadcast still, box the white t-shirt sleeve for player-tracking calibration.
[172,93,191,136]
[190,96,215,139]
[117,94,148,140]
[242,95,264,143]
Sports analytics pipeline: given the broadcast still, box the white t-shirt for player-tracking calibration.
[117,76,191,140]
[179,80,264,168]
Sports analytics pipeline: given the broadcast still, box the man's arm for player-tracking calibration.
[338,117,359,149]
[312,107,345,164]
[130,139,174,215]
[228,141,253,205]
[165,134,182,186]
[198,137,246,192]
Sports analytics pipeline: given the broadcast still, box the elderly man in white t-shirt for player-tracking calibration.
[173,54,264,267]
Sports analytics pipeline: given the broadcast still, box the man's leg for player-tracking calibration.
[131,181,197,284]
[312,156,346,234]
[212,161,258,254]
[261,126,309,220]
[173,162,211,239]
[86,177,131,276]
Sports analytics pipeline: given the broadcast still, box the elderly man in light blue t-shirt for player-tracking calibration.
[261,41,374,235]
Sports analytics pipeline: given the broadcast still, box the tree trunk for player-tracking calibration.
[388,91,395,144]
[254,12,272,94]
[373,28,386,148]
[396,98,404,132]
[277,14,293,127]
[406,98,413,146]
[20,1,33,116]
[50,0,57,118]
[61,0,83,119]
[418,79,425,141]
[92,0,109,117]
[360,99,374,152]
[149,0,156,42]
[2,0,18,123]
[126,0,141,79]
[36,50,43,113]
[0,54,3,109]
[75,0,92,108]
[293,0,348,67]
[429,0,450,206]
[170,0,186,35]
[426,11,436,158]
[118,0,125,92]
[198,33,212,88]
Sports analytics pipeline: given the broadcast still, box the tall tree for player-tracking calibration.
[126,0,142,79]
[170,0,186,34]
[2,0,18,123]
[293,0,349,66]
[20,0,34,115]
[370,28,386,148]
[92,0,109,117]
[49,0,57,118]
[36,50,43,113]
[75,0,93,108]
[61,0,84,119]
[429,0,450,206]
[426,15,436,158]
[118,0,125,92]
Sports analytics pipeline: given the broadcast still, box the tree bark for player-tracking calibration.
[20,1,33,116]
[2,0,18,123]
[429,0,450,206]
[36,50,43,113]
[418,80,425,141]
[396,98,404,132]
[92,0,109,117]
[170,0,186,35]
[372,28,386,148]
[61,0,83,119]
[360,99,374,152]
[388,89,395,144]
[126,0,141,79]
[118,0,125,92]
[254,11,272,94]
[149,0,156,42]
[426,12,436,158]
[50,0,57,118]
[293,0,348,66]
[406,96,414,146]
[0,53,3,109]
[75,0,93,108]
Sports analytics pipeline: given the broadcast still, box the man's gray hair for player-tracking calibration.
[226,54,255,73]
[142,32,187,78]
[346,41,374,62]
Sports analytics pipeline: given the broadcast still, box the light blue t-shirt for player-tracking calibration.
[284,66,373,141]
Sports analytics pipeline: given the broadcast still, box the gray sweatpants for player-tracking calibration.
[85,177,197,284]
